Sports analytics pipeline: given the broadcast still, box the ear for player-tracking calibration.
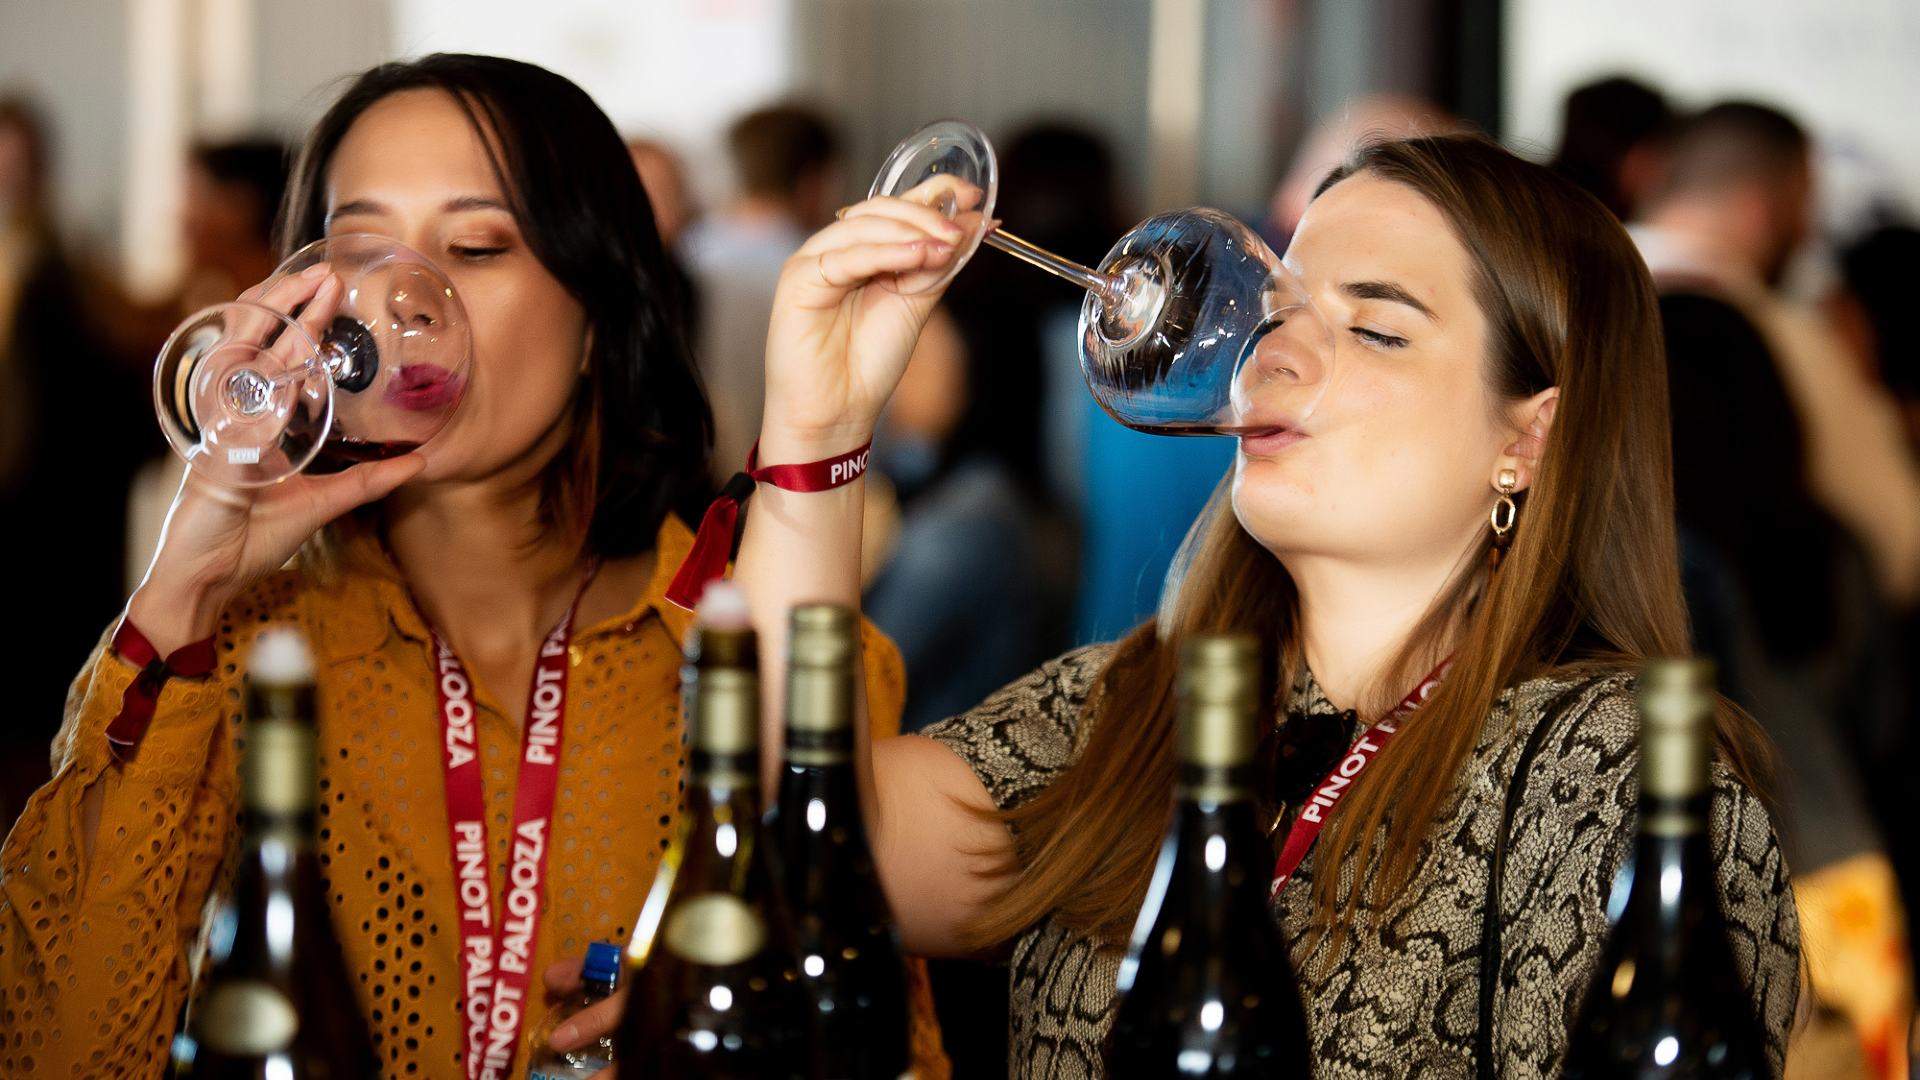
[578,325,595,377]
[1497,387,1558,493]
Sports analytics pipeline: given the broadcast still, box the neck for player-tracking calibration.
[1641,199,1765,286]
[1284,549,1469,714]
[384,461,586,656]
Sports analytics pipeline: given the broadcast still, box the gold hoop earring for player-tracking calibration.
[1490,468,1519,542]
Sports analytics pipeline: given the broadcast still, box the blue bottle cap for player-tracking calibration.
[582,941,623,985]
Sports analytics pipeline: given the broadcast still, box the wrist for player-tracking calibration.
[754,420,876,468]
[126,579,227,657]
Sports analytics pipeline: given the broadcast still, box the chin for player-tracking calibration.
[1229,458,1322,552]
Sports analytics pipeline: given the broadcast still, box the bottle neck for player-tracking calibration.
[1170,764,1267,873]
[1176,760,1256,806]
[1630,791,1717,884]
[241,700,317,836]
[689,748,762,815]
[1633,703,1715,882]
[778,723,857,796]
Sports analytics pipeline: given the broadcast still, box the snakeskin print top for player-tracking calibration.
[922,644,1801,1079]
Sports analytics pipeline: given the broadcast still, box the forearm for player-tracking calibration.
[0,664,236,1073]
[732,424,872,797]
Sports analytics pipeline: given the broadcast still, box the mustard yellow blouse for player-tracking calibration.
[0,516,946,1077]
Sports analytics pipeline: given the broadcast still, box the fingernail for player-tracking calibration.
[301,263,328,279]
[941,222,966,240]
[552,1023,576,1047]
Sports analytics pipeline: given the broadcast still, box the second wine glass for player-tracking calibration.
[868,120,1336,437]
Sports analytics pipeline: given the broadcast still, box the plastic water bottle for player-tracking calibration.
[528,941,622,1079]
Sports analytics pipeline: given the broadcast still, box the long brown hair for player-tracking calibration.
[967,134,1775,950]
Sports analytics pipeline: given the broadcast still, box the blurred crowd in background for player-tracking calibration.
[3,62,1919,1077]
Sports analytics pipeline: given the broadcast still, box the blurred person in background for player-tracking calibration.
[122,138,292,592]
[1837,224,1920,446]
[181,138,290,310]
[1549,75,1674,221]
[1632,101,1920,609]
[1835,220,1920,1018]
[683,103,841,478]
[99,137,292,359]
[626,137,696,249]
[1646,103,1916,1076]
[626,135,701,331]
[0,55,947,1077]
[1664,287,1908,1076]
[865,305,1043,734]
[0,95,144,827]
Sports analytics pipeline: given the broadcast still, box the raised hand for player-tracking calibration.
[758,183,979,463]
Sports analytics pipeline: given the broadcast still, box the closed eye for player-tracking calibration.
[449,244,508,262]
[1351,327,1408,349]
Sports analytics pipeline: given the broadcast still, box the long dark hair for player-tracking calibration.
[281,53,711,558]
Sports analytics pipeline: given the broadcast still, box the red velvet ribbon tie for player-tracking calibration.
[106,618,218,760]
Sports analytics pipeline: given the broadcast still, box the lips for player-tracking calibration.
[1238,426,1308,457]
[383,364,464,412]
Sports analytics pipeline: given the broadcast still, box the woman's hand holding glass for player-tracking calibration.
[127,265,426,655]
[757,186,973,463]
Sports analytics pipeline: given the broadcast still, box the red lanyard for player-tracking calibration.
[1269,659,1451,899]
[431,569,594,1080]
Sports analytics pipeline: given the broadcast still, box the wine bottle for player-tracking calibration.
[768,604,911,1079]
[170,629,378,1078]
[615,585,809,1077]
[1563,659,1768,1078]
[1106,634,1312,1078]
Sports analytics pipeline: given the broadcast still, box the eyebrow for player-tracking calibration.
[1341,280,1438,322]
[326,194,511,224]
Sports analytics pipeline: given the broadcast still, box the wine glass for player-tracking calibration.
[154,234,473,487]
[868,120,1335,435]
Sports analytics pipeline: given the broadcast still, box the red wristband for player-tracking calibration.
[106,618,218,760]
[666,438,873,611]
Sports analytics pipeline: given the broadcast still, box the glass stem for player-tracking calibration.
[983,228,1126,304]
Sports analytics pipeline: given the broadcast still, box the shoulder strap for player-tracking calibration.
[1476,679,1594,1080]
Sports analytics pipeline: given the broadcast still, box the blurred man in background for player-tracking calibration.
[682,104,841,477]
[1549,75,1674,221]
[1634,102,1920,607]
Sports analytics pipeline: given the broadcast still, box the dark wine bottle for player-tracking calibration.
[170,630,378,1079]
[1563,659,1768,1078]
[615,586,809,1077]
[767,604,911,1079]
[1106,634,1313,1078]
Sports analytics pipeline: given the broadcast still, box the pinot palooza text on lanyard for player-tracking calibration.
[1269,658,1452,899]
[433,566,596,1080]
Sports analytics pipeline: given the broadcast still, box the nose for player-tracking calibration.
[1241,303,1331,390]
[384,264,446,331]
[1229,286,1337,426]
